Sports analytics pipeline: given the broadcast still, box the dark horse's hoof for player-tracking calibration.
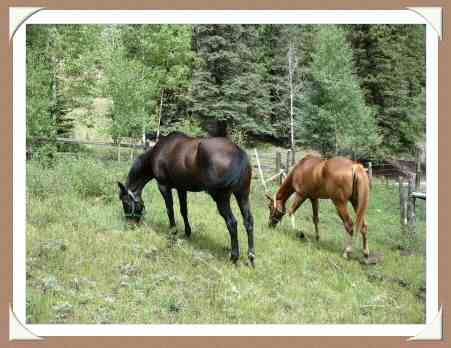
[230,254,239,266]
[247,252,256,268]
[248,258,255,268]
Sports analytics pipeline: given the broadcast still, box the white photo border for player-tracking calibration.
[13,9,438,337]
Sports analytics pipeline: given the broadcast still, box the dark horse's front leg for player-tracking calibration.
[177,190,191,237]
[213,192,240,264]
[158,184,176,233]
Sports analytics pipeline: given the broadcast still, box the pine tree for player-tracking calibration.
[348,24,426,156]
[301,25,379,159]
[189,25,272,140]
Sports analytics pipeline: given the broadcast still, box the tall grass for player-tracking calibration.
[26,156,426,324]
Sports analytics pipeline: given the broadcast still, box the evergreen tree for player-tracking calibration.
[189,25,272,140]
[348,24,426,156]
[301,25,379,158]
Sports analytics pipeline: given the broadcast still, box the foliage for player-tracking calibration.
[300,26,380,158]
[26,25,102,164]
[189,25,272,138]
[26,24,425,159]
[348,24,426,156]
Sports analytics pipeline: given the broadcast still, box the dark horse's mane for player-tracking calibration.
[126,150,153,192]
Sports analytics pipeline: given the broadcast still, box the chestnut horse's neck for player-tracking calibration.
[126,150,154,197]
[275,173,295,210]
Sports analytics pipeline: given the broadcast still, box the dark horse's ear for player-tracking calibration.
[117,182,127,197]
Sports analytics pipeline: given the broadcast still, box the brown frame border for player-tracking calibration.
[1,1,450,348]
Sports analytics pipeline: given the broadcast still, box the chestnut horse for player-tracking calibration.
[117,131,255,266]
[266,155,370,259]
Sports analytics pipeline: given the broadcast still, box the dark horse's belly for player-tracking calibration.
[159,175,205,192]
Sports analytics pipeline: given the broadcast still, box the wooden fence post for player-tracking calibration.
[117,142,121,162]
[368,162,373,188]
[407,174,416,239]
[415,148,422,191]
[276,151,282,185]
[254,149,268,191]
[399,176,408,228]
[286,150,292,174]
[130,140,134,160]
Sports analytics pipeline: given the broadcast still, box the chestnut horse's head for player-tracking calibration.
[117,182,145,224]
[265,193,285,228]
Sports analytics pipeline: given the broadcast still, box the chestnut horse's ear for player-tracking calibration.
[117,181,127,196]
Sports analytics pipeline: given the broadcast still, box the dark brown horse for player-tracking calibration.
[118,131,255,266]
[266,155,370,259]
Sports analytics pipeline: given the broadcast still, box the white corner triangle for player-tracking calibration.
[9,7,45,41]
[407,7,443,40]
[408,306,443,341]
[9,305,44,341]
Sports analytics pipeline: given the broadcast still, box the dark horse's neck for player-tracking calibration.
[275,173,295,209]
[126,151,154,197]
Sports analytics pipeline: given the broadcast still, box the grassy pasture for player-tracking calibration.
[26,155,426,324]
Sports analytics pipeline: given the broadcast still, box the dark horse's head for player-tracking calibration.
[117,182,145,224]
[265,193,285,228]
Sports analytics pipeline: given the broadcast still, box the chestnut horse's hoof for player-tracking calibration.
[342,250,353,260]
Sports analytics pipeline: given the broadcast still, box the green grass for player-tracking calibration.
[26,155,426,324]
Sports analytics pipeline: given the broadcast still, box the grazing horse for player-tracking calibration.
[117,131,255,266]
[266,155,370,259]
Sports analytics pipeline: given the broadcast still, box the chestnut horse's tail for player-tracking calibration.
[352,164,370,235]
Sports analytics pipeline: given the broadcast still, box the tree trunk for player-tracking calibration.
[288,42,296,157]
[156,89,165,142]
[288,41,297,158]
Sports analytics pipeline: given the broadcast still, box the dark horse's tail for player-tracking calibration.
[222,147,251,190]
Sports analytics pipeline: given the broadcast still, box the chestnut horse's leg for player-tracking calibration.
[287,193,306,216]
[177,190,191,237]
[351,200,369,258]
[213,192,240,264]
[334,201,354,259]
[158,184,176,233]
[234,192,255,267]
[310,198,320,241]
[361,218,369,258]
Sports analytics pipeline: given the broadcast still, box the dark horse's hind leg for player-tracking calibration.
[158,184,176,233]
[234,192,255,267]
[177,189,191,237]
[213,192,240,264]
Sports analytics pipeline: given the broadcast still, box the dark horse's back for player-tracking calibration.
[150,132,251,193]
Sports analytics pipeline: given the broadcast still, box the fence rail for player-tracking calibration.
[28,137,425,188]
[29,137,151,149]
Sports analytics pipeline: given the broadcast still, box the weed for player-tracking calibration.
[26,156,426,324]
